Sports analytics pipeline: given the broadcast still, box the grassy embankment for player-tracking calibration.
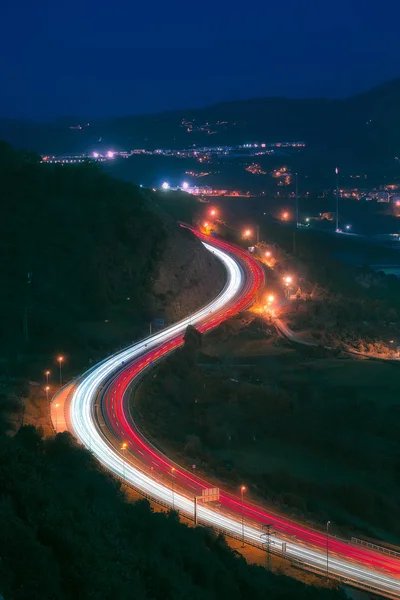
[134,314,400,546]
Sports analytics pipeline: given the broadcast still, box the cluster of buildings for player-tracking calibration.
[336,184,400,205]
[40,141,306,166]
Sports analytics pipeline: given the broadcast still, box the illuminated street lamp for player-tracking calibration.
[171,467,176,510]
[57,356,64,385]
[283,276,293,298]
[243,229,252,239]
[267,294,274,305]
[203,222,209,229]
[265,251,271,258]
[45,370,51,385]
[345,224,351,230]
[121,442,128,482]
[210,208,217,217]
[240,485,246,547]
[161,181,170,190]
[45,385,50,402]
[182,181,189,190]
[282,211,289,221]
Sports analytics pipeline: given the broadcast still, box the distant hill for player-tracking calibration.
[1,77,400,170]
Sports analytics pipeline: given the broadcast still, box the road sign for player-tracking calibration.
[201,487,220,502]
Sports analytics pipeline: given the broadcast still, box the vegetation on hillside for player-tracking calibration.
[0,423,344,600]
[0,142,166,359]
[135,318,400,544]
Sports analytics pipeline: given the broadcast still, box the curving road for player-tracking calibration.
[54,228,400,599]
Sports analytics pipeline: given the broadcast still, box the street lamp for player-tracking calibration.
[267,295,274,305]
[243,229,252,239]
[45,370,50,385]
[283,276,293,298]
[326,520,331,578]
[171,467,176,510]
[265,251,271,258]
[57,356,64,385]
[55,402,59,432]
[45,385,50,402]
[121,442,128,482]
[240,485,246,547]
[335,167,340,232]
[210,208,217,217]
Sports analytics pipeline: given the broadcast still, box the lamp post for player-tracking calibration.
[45,370,50,385]
[171,467,176,510]
[121,442,128,482]
[54,402,59,433]
[240,485,246,547]
[326,520,331,578]
[57,356,64,385]
[335,168,339,232]
[283,276,293,298]
[45,386,50,403]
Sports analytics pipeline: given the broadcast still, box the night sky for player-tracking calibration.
[1,0,399,119]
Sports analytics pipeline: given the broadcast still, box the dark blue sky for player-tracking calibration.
[1,0,399,119]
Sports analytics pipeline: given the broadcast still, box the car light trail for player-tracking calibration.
[64,230,399,599]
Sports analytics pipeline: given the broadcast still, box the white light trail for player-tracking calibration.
[67,241,399,598]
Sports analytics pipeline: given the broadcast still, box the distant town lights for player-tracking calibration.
[181,181,189,190]
[93,152,99,158]
[161,182,170,190]
[107,151,114,158]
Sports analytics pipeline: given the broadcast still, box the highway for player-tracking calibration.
[57,228,400,599]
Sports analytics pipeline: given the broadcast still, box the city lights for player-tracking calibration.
[92,152,99,158]
[107,151,114,159]
[161,182,170,190]
[181,181,189,190]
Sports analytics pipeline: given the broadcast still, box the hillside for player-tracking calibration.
[1,78,400,173]
[0,142,224,366]
[0,424,345,600]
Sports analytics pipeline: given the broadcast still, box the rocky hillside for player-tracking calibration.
[149,223,225,323]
